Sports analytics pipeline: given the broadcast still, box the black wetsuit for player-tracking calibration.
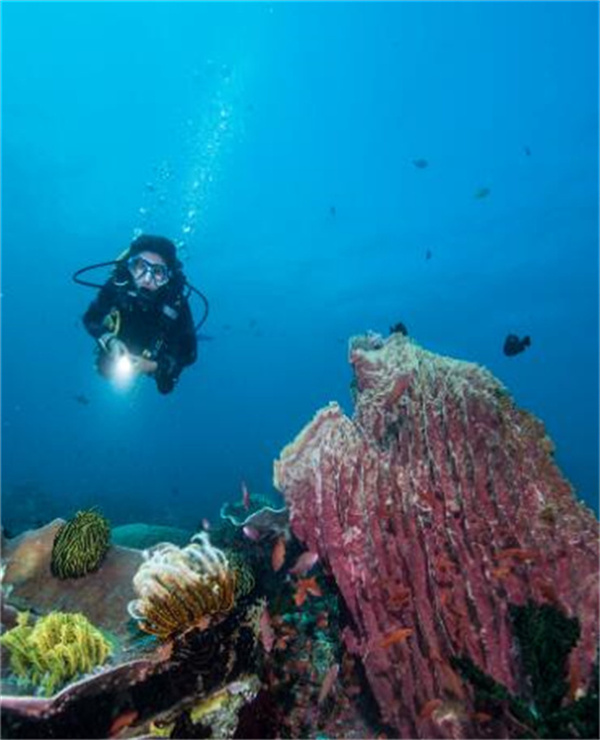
[83,266,197,394]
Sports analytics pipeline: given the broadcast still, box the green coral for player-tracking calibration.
[450,601,599,738]
[0,610,112,695]
[51,508,110,579]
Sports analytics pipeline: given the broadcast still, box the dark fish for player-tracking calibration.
[412,158,429,169]
[524,145,531,156]
[425,249,432,261]
[196,332,214,341]
[474,187,491,199]
[74,394,90,406]
[390,322,408,336]
[329,205,336,217]
[503,334,531,357]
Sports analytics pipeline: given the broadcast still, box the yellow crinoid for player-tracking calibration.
[0,611,112,696]
[127,532,238,640]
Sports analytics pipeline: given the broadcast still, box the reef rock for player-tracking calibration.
[1,520,143,643]
[274,332,599,738]
[111,522,194,550]
[1,521,261,738]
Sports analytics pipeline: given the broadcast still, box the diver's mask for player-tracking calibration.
[127,255,171,288]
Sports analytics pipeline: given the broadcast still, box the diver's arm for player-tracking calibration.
[83,283,119,339]
[153,301,198,394]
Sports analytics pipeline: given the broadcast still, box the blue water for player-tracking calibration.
[2,2,598,532]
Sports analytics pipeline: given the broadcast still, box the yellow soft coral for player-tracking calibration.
[127,532,237,640]
[0,611,112,695]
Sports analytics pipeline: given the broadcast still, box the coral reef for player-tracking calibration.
[128,532,238,639]
[0,606,259,738]
[51,508,110,579]
[148,674,261,737]
[1,525,262,739]
[1,520,143,643]
[274,332,599,737]
[0,610,112,696]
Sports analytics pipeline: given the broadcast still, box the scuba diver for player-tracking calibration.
[75,234,205,394]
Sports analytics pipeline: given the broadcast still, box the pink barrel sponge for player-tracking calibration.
[274,332,599,738]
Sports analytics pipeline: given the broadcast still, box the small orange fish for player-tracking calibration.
[419,698,443,720]
[271,536,286,572]
[293,576,322,606]
[491,566,512,579]
[380,627,414,649]
[109,709,139,737]
[259,608,275,654]
[387,585,411,610]
[274,635,292,651]
[288,549,319,576]
[472,711,493,723]
[496,548,537,562]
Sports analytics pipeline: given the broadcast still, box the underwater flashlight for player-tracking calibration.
[112,353,135,387]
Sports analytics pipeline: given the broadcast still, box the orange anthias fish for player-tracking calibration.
[288,550,319,576]
[387,585,411,611]
[496,548,537,563]
[293,576,322,607]
[109,709,139,737]
[380,627,414,649]
[419,698,443,720]
[259,607,275,654]
[271,536,286,572]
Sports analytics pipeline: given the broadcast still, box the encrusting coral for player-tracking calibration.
[51,508,111,579]
[127,532,238,640]
[0,610,112,696]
